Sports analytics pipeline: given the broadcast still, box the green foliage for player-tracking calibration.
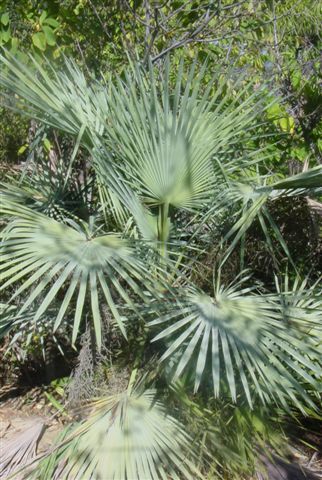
[0,6,60,57]
[1,0,321,169]
[0,1,321,478]
[0,108,28,166]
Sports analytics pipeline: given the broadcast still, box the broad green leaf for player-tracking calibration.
[1,12,9,26]
[42,26,56,46]
[10,36,19,53]
[1,27,11,43]
[17,144,28,155]
[39,10,48,25]
[266,102,283,119]
[43,138,52,151]
[279,116,295,134]
[43,17,60,28]
[32,32,47,51]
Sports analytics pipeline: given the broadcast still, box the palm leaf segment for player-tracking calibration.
[31,389,201,480]
[150,280,321,410]
[0,202,156,348]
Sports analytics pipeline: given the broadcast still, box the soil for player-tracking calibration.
[0,385,65,479]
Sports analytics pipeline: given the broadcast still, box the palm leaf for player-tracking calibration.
[0,52,103,139]
[275,274,322,336]
[27,389,202,480]
[101,58,268,212]
[149,278,321,410]
[0,52,156,240]
[208,164,322,265]
[1,160,91,220]
[0,201,159,348]
[0,52,273,243]
[267,165,322,191]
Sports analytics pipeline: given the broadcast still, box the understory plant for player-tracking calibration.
[0,51,321,479]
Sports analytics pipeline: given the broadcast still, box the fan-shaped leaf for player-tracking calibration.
[0,202,158,348]
[28,389,202,480]
[150,282,321,410]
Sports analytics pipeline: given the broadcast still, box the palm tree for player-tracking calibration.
[0,52,321,478]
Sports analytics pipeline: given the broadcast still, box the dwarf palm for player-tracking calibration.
[0,52,321,478]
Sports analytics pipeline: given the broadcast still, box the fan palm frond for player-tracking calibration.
[275,274,322,335]
[28,389,202,480]
[267,165,322,192]
[0,52,156,240]
[101,58,268,212]
[206,165,322,265]
[0,201,160,348]
[0,53,274,244]
[149,278,321,410]
[0,52,104,140]
[1,158,91,221]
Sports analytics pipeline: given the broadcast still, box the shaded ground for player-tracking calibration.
[0,407,63,455]
[0,386,65,479]
[256,454,322,480]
